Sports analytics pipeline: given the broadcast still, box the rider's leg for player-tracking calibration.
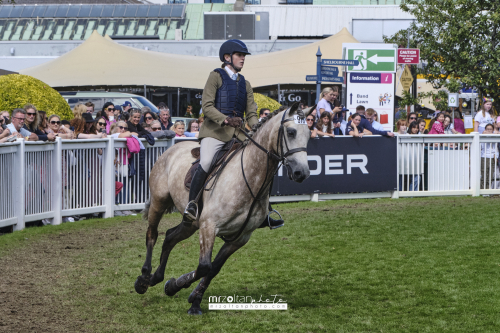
[258,201,284,229]
[183,138,225,223]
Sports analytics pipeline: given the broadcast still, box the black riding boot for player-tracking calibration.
[183,165,208,225]
[258,209,285,229]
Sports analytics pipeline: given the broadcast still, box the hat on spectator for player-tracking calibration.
[82,113,95,123]
[122,101,132,107]
[115,105,123,112]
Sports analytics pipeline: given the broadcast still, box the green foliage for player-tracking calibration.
[254,93,281,116]
[385,0,500,101]
[0,74,73,120]
[420,89,449,111]
[398,90,420,108]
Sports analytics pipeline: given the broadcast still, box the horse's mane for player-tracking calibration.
[249,105,305,137]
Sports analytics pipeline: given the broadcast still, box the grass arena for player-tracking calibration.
[1,197,500,332]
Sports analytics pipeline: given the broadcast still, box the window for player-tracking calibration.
[245,0,261,4]
[285,0,313,4]
[204,0,224,3]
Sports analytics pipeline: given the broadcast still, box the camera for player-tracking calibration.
[1,124,7,130]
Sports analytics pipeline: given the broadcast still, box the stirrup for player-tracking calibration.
[267,209,284,230]
[183,201,198,223]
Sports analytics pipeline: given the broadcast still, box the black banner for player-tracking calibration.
[272,136,397,195]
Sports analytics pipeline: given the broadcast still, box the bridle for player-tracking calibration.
[220,108,308,243]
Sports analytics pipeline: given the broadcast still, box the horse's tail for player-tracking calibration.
[142,196,176,221]
[142,199,151,221]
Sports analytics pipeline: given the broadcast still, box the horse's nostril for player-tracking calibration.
[294,171,303,179]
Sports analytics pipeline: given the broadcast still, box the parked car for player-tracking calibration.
[60,92,159,116]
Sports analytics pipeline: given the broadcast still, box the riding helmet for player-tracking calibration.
[218,39,251,63]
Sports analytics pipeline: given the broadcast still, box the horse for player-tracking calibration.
[135,102,314,315]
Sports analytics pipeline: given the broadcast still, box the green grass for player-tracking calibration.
[2,197,500,332]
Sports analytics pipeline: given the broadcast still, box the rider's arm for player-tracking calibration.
[245,80,258,129]
[201,71,229,127]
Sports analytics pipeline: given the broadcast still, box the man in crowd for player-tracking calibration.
[259,108,270,121]
[122,101,132,113]
[159,107,173,130]
[7,109,38,141]
[85,102,94,114]
[348,105,394,137]
[365,108,384,131]
[145,120,175,139]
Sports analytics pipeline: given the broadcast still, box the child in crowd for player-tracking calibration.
[480,124,499,189]
[173,120,186,137]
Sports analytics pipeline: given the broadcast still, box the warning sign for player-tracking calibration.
[397,49,420,65]
[400,65,413,92]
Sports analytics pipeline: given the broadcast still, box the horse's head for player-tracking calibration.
[277,102,315,183]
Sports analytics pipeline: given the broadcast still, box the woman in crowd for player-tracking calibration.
[110,121,133,139]
[444,115,459,134]
[38,111,49,134]
[23,104,54,141]
[127,108,148,137]
[395,119,408,135]
[453,110,465,134]
[474,98,494,133]
[406,112,418,126]
[347,113,364,138]
[429,112,445,134]
[142,110,157,127]
[407,121,419,135]
[315,111,335,138]
[72,104,87,119]
[72,113,107,139]
[184,105,195,118]
[306,114,318,138]
[187,119,200,133]
[418,119,428,134]
[94,116,108,134]
[480,124,499,189]
[173,120,186,137]
[101,102,117,134]
[47,115,74,139]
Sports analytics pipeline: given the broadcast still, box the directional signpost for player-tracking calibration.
[346,49,397,73]
[306,47,346,103]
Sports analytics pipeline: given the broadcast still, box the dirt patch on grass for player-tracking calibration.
[0,217,173,333]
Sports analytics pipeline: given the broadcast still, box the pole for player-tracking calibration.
[177,88,180,116]
[144,84,147,98]
[278,83,281,105]
[316,47,322,104]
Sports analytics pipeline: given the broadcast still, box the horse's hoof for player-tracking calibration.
[187,307,203,315]
[134,275,150,294]
[164,278,177,296]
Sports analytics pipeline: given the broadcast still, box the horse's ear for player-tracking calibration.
[304,104,317,117]
[287,102,301,117]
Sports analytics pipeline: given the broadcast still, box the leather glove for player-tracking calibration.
[226,117,243,128]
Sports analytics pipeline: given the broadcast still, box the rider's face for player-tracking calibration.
[225,52,246,71]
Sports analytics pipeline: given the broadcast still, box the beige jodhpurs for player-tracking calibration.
[199,137,226,173]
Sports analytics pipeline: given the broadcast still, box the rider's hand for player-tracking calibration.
[226,117,243,128]
[387,132,395,137]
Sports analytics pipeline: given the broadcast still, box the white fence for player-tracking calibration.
[1,134,499,231]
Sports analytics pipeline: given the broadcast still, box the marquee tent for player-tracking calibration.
[21,28,358,89]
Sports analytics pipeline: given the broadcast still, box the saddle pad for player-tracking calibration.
[184,141,241,190]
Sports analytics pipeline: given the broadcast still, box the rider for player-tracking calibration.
[183,39,284,230]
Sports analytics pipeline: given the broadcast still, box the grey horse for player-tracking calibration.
[135,103,314,315]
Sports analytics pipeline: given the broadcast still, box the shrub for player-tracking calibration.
[0,74,73,120]
[254,93,281,117]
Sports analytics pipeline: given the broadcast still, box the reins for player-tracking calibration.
[220,109,307,243]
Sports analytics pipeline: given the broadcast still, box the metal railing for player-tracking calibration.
[1,133,499,231]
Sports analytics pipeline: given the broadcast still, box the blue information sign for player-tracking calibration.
[322,59,359,66]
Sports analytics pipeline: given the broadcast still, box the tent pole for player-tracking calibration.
[177,88,180,116]
[144,84,147,98]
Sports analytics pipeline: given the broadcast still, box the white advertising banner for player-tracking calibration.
[346,72,395,132]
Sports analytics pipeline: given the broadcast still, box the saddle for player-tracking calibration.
[184,139,242,190]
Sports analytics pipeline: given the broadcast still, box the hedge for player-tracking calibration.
[254,93,281,117]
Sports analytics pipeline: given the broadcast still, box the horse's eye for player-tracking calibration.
[287,128,296,138]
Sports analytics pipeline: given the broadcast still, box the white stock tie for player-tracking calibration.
[231,73,237,81]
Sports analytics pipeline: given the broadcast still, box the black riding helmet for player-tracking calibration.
[219,39,251,73]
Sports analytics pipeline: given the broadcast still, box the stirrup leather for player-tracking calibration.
[183,200,199,222]
[267,209,284,230]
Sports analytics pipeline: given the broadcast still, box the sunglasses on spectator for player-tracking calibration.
[27,112,36,116]
[14,117,25,121]
[118,126,128,130]
[98,122,106,126]
[107,108,115,111]
[145,117,153,120]
[263,112,270,116]
[409,117,417,120]
[50,121,61,125]
[152,127,161,131]
[306,118,314,121]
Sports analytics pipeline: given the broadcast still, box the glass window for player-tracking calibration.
[55,5,69,18]
[125,20,137,35]
[21,6,36,18]
[67,6,81,18]
[124,6,138,17]
[171,5,184,16]
[90,5,103,17]
[102,5,115,18]
[147,5,160,17]
[169,0,187,3]
[72,19,87,40]
[1,20,14,40]
[21,21,35,40]
[33,6,47,18]
[10,20,27,40]
[62,20,75,39]
[136,6,149,17]
[41,20,55,40]
[136,18,146,36]
[0,6,12,18]
[31,21,45,40]
[52,19,66,40]
[0,20,5,36]
[113,5,126,17]
[96,19,108,35]
[160,5,173,17]
[145,19,158,36]
[116,19,128,35]
[79,5,92,17]
[9,6,24,18]
[43,6,57,18]
[105,20,117,36]
[204,0,224,3]
[83,20,96,39]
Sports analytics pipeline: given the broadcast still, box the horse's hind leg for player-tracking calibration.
[135,195,170,294]
[187,240,247,315]
[149,222,198,287]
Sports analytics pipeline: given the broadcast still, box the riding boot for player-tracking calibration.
[258,210,285,229]
[183,164,208,225]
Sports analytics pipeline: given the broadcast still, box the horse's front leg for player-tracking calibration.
[187,238,248,315]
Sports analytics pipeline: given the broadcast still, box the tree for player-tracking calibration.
[385,0,500,101]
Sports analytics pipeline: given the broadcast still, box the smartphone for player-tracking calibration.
[1,124,6,130]
[101,128,106,133]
